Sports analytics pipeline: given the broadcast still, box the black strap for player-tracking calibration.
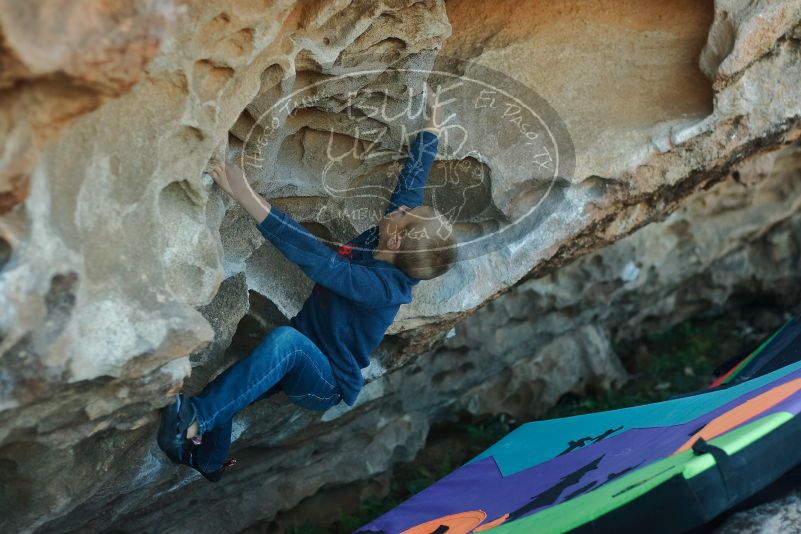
[691,437,746,504]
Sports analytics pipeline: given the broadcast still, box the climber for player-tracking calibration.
[156,81,457,481]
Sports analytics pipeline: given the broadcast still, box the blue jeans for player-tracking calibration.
[187,326,342,472]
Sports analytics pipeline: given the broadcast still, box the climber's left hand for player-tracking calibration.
[423,81,445,135]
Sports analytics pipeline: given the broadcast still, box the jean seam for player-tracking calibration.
[287,391,338,401]
[201,349,304,432]
[301,350,336,389]
[288,391,340,410]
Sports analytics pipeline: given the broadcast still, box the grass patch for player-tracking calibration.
[548,316,753,418]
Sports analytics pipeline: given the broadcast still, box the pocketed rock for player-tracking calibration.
[716,488,801,533]
[1,0,801,532]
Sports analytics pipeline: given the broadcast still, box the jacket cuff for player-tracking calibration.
[418,130,439,157]
[256,205,286,236]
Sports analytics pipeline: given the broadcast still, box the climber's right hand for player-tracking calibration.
[209,163,234,198]
[209,160,254,201]
[211,160,272,223]
[224,160,255,199]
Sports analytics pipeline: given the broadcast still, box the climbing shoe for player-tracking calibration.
[156,391,197,464]
[186,446,238,483]
[157,393,237,481]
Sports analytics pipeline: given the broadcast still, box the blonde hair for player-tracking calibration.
[393,207,457,280]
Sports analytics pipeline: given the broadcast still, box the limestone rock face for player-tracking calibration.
[717,488,801,533]
[441,144,801,421]
[1,0,800,532]
[0,0,181,214]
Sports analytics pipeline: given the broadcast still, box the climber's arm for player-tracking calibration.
[385,130,439,214]
[208,162,272,222]
[385,82,442,214]
[209,162,404,306]
[257,206,408,306]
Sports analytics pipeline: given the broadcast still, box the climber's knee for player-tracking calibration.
[264,325,302,347]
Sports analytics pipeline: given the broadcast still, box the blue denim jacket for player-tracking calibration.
[257,131,439,405]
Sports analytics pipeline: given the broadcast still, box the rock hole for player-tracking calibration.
[431,370,447,386]
[45,272,78,316]
[0,236,11,271]
[700,9,736,79]
[226,291,290,356]
[426,158,494,223]
[215,27,255,57]
[192,60,235,102]
[161,179,204,209]
[205,11,231,33]
[261,63,285,89]
[458,361,475,374]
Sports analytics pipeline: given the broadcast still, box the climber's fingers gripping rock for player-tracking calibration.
[222,160,251,197]
[423,81,443,135]
[208,163,234,198]
[209,158,272,223]
[209,160,253,202]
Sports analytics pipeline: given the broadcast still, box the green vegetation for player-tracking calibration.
[548,317,754,418]
[281,313,777,533]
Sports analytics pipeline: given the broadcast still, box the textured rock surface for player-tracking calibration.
[717,489,801,533]
[438,145,801,417]
[1,0,801,532]
[266,140,801,533]
[0,0,181,214]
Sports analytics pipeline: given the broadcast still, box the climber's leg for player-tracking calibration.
[190,376,318,474]
[188,343,339,474]
[249,382,283,406]
[185,382,281,440]
[192,416,233,473]
[190,382,279,473]
[192,380,279,471]
[279,343,342,412]
[186,326,340,435]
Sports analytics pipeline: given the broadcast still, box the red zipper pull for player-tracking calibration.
[337,244,353,258]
